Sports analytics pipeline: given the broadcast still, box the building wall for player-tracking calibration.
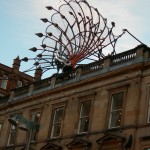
[0,45,150,150]
[0,56,34,97]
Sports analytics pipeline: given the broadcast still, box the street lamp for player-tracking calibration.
[8,114,39,150]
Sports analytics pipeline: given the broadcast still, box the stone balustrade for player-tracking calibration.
[1,44,150,103]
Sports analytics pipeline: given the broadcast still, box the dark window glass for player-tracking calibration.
[0,75,8,89]
[78,101,91,133]
[31,112,41,141]
[51,107,64,138]
[109,92,124,128]
[7,125,17,145]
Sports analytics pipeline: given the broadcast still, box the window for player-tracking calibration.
[31,112,41,141]
[147,98,150,123]
[109,92,124,128]
[0,123,2,134]
[16,81,22,88]
[0,93,4,97]
[0,75,8,89]
[51,107,64,138]
[144,148,150,150]
[78,101,92,133]
[147,85,150,123]
[7,124,17,145]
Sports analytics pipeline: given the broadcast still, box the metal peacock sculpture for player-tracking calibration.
[22,0,126,75]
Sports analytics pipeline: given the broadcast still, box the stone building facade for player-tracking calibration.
[0,56,34,97]
[0,44,150,150]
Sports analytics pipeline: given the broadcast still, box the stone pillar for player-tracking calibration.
[75,68,82,81]
[34,67,42,81]
[50,76,56,88]
[136,45,144,58]
[28,84,34,96]
[8,91,15,102]
[103,56,111,68]
[144,50,149,59]
[136,44,150,60]
[12,56,21,73]
[143,45,150,59]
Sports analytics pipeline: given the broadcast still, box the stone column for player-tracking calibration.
[50,76,56,88]
[34,67,42,81]
[103,56,111,68]
[75,68,82,81]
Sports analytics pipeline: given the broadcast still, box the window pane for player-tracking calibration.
[78,117,89,133]
[31,112,41,141]
[54,108,64,122]
[78,101,91,133]
[7,125,17,145]
[51,123,61,137]
[0,93,4,97]
[147,86,150,123]
[81,101,91,117]
[110,110,122,128]
[0,75,8,89]
[51,107,64,138]
[17,81,22,87]
[33,113,40,124]
[109,92,124,128]
[9,131,16,145]
[0,123,2,131]
[112,92,124,110]
[0,123,2,137]
[148,108,150,123]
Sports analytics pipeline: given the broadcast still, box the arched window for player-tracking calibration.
[0,93,4,97]
[17,81,22,88]
[0,75,8,89]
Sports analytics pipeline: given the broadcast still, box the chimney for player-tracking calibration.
[12,56,21,72]
[34,67,42,81]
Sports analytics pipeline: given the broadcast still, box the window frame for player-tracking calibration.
[143,146,150,150]
[50,106,65,138]
[77,100,92,134]
[0,122,3,136]
[30,111,41,142]
[0,75,8,89]
[16,80,22,88]
[108,91,125,129]
[0,93,4,97]
[147,85,150,123]
[7,124,18,146]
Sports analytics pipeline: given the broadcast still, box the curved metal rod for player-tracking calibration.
[79,0,96,53]
[63,0,83,65]
[124,29,145,45]
[50,11,75,53]
[80,31,125,62]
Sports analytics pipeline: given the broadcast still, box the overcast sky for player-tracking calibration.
[0,0,150,77]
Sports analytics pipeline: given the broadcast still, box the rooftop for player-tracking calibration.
[0,44,150,104]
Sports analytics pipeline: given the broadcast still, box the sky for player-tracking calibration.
[0,0,150,78]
